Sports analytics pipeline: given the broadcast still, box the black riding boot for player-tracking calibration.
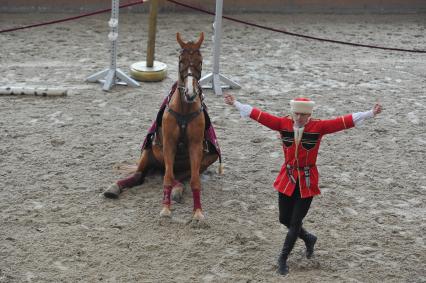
[277,232,297,276]
[299,228,317,259]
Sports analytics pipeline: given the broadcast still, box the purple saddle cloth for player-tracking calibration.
[141,82,222,163]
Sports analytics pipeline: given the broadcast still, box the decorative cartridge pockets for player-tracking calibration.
[280,130,294,147]
[300,132,320,150]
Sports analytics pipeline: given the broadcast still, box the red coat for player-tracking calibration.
[250,108,355,198]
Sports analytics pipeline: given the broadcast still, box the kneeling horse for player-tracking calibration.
[103,32,221,221]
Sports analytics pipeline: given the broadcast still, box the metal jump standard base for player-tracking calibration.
[86,0,140,91]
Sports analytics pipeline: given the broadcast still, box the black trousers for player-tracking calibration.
[278,183,313,258]
[278,184,313,228]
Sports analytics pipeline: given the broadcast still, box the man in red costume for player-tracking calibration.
[224,94,382,276]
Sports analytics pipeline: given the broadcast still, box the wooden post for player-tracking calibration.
[146,0,158,68]
[130,0,167,82]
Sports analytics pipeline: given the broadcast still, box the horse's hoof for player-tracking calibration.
[171,183,184,203]
[187,216,210,229]
[158,216,173,226]
[187,209,209,228]
[193,209,205,221]
[160,206,172,218]
[103,183,121,199]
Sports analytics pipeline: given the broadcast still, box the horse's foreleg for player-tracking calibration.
[188,142,204,220]
[160,135,178,218]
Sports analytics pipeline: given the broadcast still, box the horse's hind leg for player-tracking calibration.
[200,153,219,174]
[170,179,185,204]
[103,150,151,199]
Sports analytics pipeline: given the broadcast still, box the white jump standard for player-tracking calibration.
[199,0,240,96]
[86,0,140,91]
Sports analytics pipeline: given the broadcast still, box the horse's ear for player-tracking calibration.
[176,32,186,48]
[194,32,204,49]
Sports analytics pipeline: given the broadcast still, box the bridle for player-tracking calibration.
[178,48,203,103]
[165,46,205,139]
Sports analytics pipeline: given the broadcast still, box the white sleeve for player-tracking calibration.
[234,100,253,118]
[352,110,374,127]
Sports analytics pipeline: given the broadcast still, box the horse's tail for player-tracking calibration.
[218,161,224,174]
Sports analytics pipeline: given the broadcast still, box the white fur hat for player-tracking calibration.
[290,98,315,114]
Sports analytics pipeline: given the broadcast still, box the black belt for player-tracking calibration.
[286,164,312,188]
[286,164,313,170]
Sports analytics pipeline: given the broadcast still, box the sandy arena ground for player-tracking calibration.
[0,12,425,283]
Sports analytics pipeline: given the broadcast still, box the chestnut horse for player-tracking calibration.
[103,32,220,222]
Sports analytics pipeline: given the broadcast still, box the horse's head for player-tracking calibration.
[177,32,204,103]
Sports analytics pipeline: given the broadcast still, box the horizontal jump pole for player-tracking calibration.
[0,86,68,97]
